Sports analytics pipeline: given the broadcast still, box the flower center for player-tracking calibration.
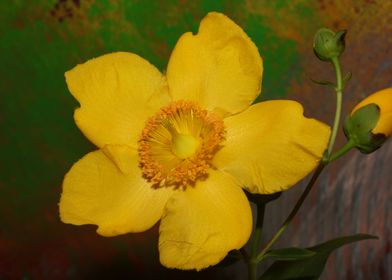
[171,132,199,159]
[138,100,225,189]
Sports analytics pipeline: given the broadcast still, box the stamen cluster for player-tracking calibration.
[138,101,225,188]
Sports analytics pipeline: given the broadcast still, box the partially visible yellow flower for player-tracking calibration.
[59,12,330,270]
[352,88,392,137]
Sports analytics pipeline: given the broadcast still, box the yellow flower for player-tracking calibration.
[59,12,330,270]
[352,88,392,137]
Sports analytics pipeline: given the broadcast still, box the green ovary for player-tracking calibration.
[171,133,199,159]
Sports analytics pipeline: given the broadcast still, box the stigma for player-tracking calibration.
[138,100,225,189]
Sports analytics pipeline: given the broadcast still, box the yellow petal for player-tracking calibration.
[65,52,171,148]
[352,88,392,136]
[158,170,252,270]
[59,150,173,236]
[167,12,263,117]
[213,101,331,194]
[102,144,136,174]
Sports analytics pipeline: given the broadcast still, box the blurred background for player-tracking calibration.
[1,0,391,279]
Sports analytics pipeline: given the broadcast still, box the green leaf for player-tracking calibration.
[309,77,335,87]
[261,248,315,261]
[259,234,378,280]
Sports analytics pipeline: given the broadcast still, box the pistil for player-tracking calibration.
[171,133,200,159]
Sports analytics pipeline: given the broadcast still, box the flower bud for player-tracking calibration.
[344,88,392,153]
[313,28,346,61]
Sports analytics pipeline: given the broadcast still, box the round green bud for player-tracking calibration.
[313,28,346,61]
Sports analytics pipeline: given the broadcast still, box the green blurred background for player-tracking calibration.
[1,0,391,279]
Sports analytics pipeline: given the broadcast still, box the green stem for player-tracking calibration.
[324,57,343,161]
[251,203,266,257]
[256,163,325,262]
[328,139,355,162]
[248,203,266,280]
[240,247,249,261]
[247,259,258,280]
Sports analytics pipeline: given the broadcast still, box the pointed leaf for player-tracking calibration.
[309,77,335,87]
[259,234,377,280]
[261,248,315,261]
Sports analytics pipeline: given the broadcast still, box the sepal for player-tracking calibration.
[343,104,387,153]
